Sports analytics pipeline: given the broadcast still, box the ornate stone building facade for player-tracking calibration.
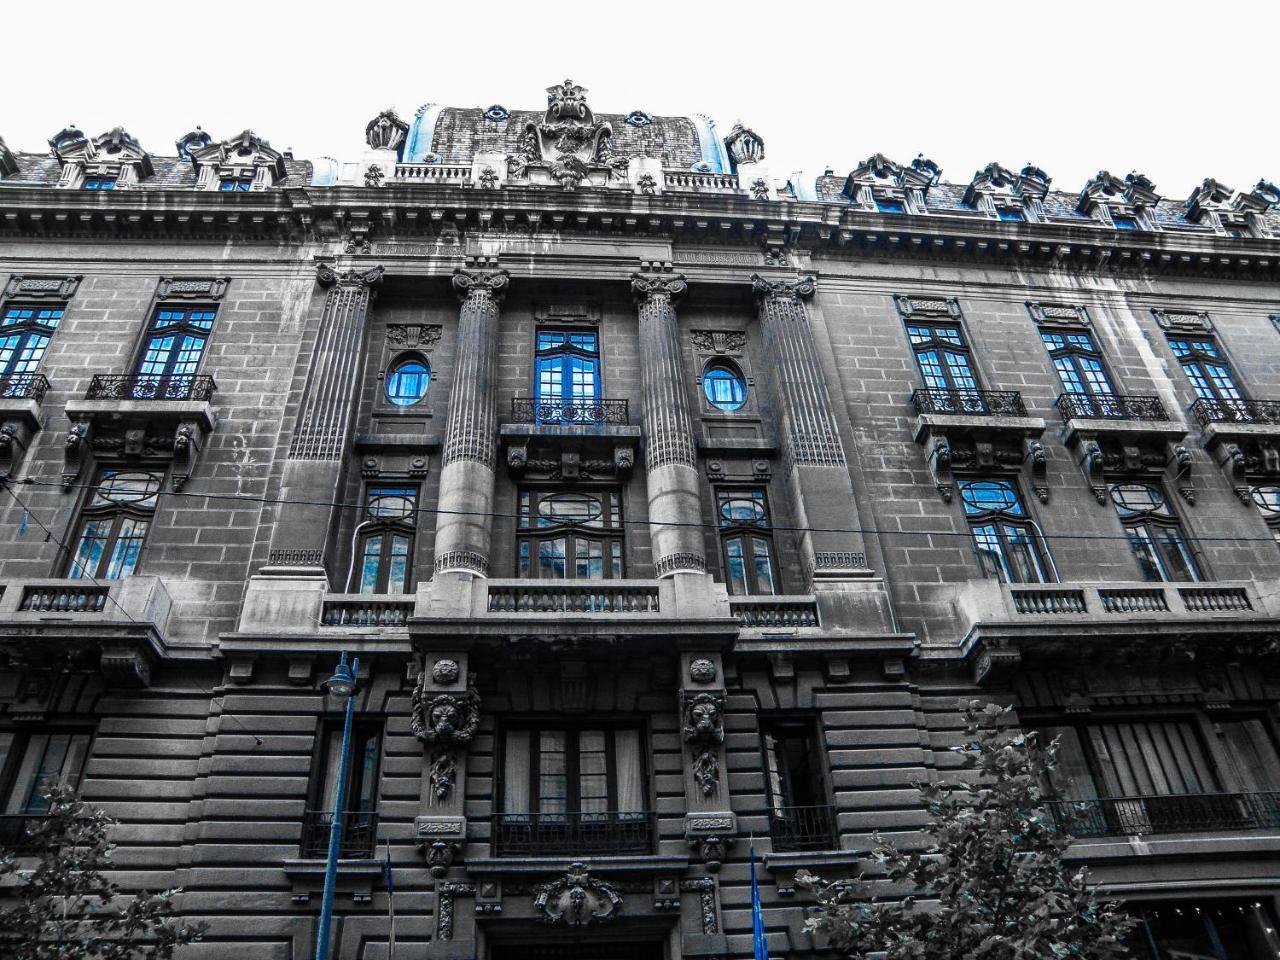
[1,81,1279,959]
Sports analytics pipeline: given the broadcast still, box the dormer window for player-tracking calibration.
[189,130,287,192]
[963,162,1039,222]
[49,126,152,190]
[843,153,937,215]
[1077,170,1158,231]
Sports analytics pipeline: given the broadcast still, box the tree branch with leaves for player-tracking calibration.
[0,784,205,960]
[797,700,1136,960]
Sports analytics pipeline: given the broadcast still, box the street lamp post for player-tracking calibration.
[315,651,360,960]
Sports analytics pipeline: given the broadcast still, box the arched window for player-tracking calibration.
[958,479,1051,584]
[716,488,777,595]
[354,486,417,594]
[1109,482,1200,582]
[517,489,623,580]
[702,362,747,411]
[68,470,162,580]
[385,356,431,407]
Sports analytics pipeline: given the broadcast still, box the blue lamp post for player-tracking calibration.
[315,651,360,960]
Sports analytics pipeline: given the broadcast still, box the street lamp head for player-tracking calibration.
[321,652,359,700]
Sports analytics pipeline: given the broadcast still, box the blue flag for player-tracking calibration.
[383,843,394,896]
[750,845,768,960]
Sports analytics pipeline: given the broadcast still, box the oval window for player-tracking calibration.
[1109,482,1166,516]
[386,358,430,406]
[538,493,603,524]
[959,480,1022,516]
[719,497,767,524]
[703,363,747,411]
[95,471,163,507]
[1253,485,1280,516]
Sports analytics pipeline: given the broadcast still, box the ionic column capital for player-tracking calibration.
[316,262,384,291]
[452,267,509,304]
[751,273,816,303]
[631,272,687,304]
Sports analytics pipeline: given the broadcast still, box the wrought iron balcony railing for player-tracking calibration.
[1056,393,1169,421]
[1046,791,1280,837]
[1190,397,1280,427]
[510,396,629,426]
[0,373,50,403]
[911,388,1027,417]
[0,814,50,851]
[492,810,654,856]
[768,804,838,852]
[299,810,379,859]
[85,374,217,402]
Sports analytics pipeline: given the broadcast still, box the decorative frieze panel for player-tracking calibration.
[689,329,747,355]
[3,275,81,300]
[385,324,441,349]
[533,863,623,927]
[893,294,963,319]
[1026,301,1090,328]
[1152,308,1212,332]
[156,277,230,301]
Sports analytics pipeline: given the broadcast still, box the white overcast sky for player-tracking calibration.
[3,0,1275,199]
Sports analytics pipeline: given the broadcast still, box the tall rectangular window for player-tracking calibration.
[761,717,835,852]
[497,725,648,855]
[1108,482,1201,582]
[907,321,988,413]
[533,328,601,416]
[958,479,1052,584]
[67,471,162,580]
[517,488,623,580]
[716,488,777,596]
[0,303,63,394]
[353,486,417,594]
[303,719,382,858]
[132,305,217,399]
[1168,336,1245,413]
[1041,329,1118,416]
[0,730,92,815]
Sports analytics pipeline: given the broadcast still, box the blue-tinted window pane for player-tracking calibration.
[959,480,1024,516]
[875,198,904,214]
[1112,214,1137,230]
[997,208,1025,222]
[703,364,747,411]
[386,359,430,406]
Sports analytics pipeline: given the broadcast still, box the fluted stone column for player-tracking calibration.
[752,274,869,582]
[632,271,706,577]
[265,264,383,576]
[432,267,509,577]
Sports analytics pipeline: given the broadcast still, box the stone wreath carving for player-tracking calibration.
[533,862,622,927]
[410,674,481,801]
[681,691,725,797]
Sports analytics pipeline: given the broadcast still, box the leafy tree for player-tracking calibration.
[798,701,1136,960]
[0,783,205,959]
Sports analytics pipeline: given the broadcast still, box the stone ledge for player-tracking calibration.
[1061,416,1188,445]
[465,854,690,876]
[763,848,867,873]
[65,398,217,431]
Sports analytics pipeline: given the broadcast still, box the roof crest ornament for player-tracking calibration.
[365,108,409,153]
[507,78,619,191]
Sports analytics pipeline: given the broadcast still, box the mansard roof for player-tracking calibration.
[0,148,313,189]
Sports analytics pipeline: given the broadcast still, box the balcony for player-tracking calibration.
[911,389,1046,501]
[768,805,838,853]
[662,170,741,193]
[64,375,218,491]
[1056,392,1170,423]
[320,594,414,627]
[1191,397,1280,428]
[930,578,1280,683]
[1047,792,1280,838]
[85,373,216,402]
[0,575,171,687]
[913,388,1027,418]
[486,581,661,614]
[730,596,820,628]
[391,163,471,184]
[491,811,654,857]
[299,810,379,859]
[0,373,51,476]
[510,396,630,426]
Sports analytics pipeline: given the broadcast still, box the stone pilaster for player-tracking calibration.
[432,267,509,577]
[265,264,383,578]
[632,271,706,577]
[752,274,869,582]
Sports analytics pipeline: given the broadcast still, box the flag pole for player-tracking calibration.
[384,839,397,960]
